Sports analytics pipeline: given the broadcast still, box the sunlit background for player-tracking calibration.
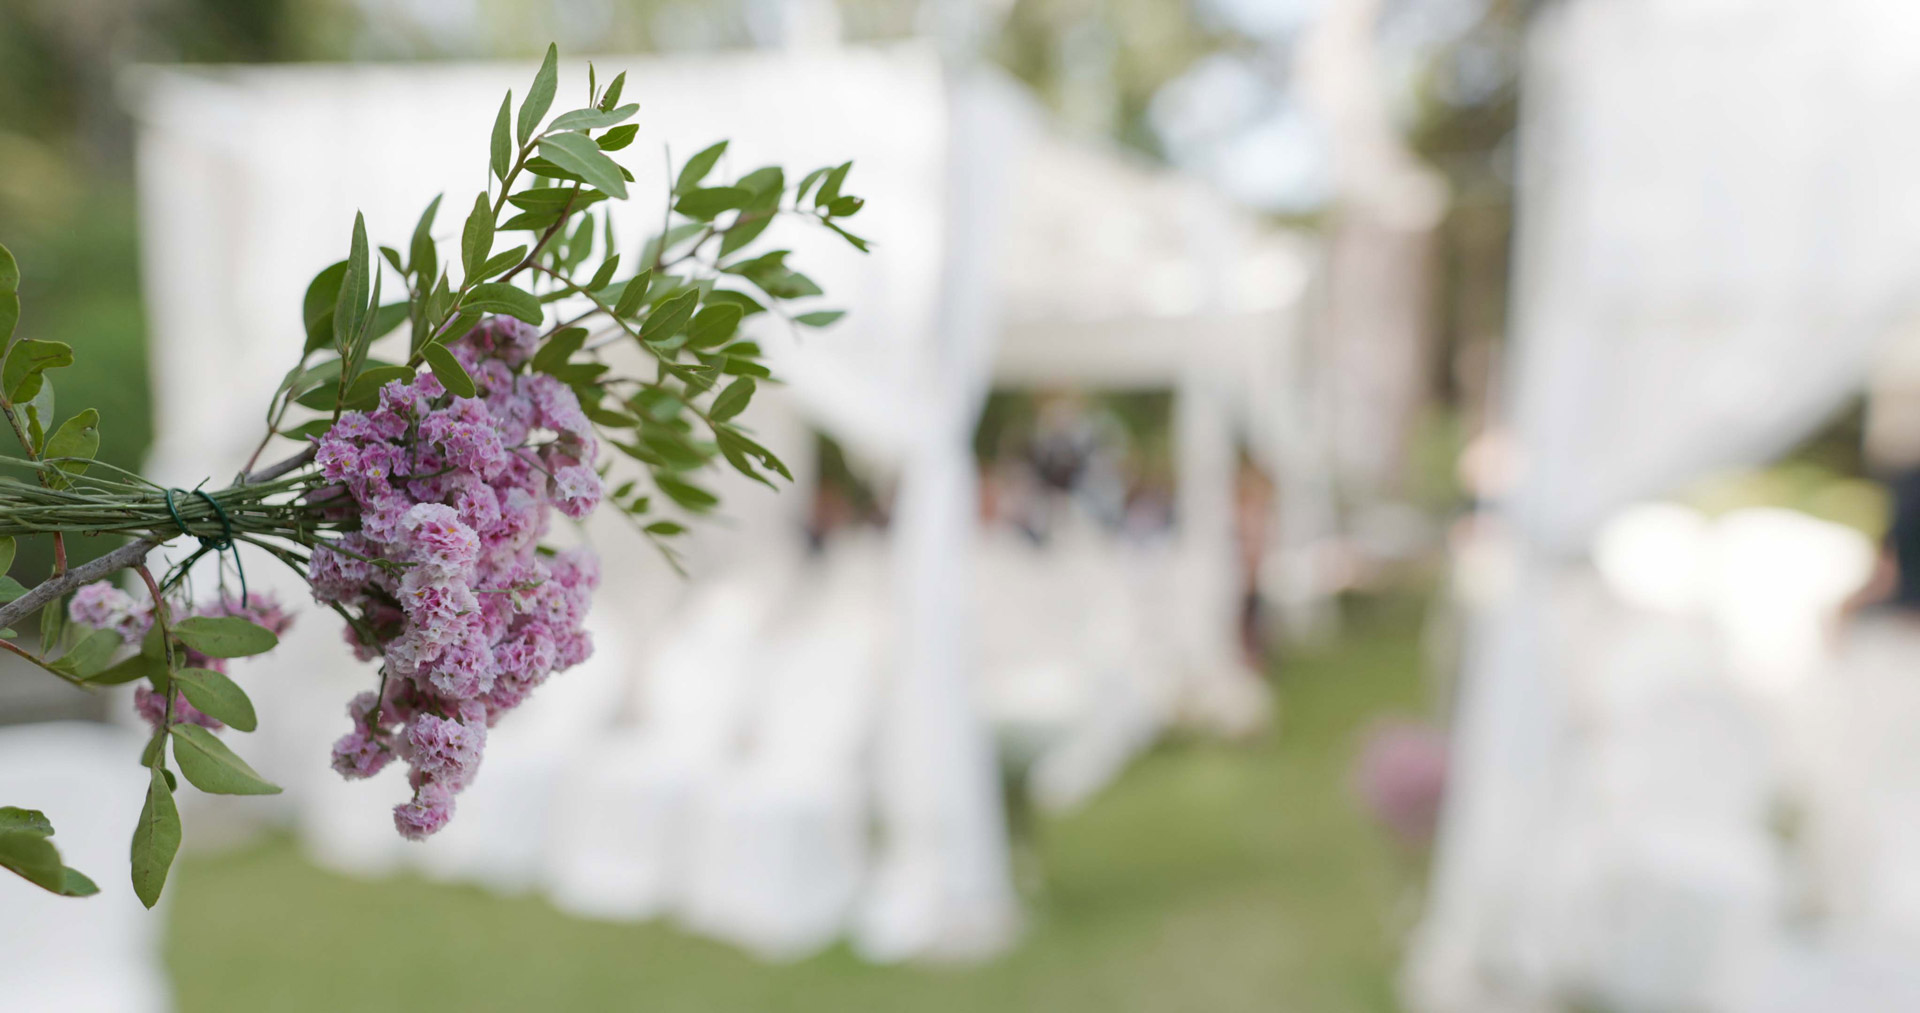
[8,0,1920,1010]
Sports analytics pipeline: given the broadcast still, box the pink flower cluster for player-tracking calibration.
[69,582,293,731]
[312,317,603,840]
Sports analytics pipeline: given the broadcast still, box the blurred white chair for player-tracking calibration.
[0,721,170,1013]
[1592,501,1713,616]
[679,568,885,958]
[1706,508,1875,695]
[1708,934,1920,1013]
[973,525,1181,813]
[1538,589,1788,1010]
[541,577,780,920]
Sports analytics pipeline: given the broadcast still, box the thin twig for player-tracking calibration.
[0,537,161,632]
[242,446,316,485]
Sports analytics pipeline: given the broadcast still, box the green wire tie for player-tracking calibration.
[164,486,247,607]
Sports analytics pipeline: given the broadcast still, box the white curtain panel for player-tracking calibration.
[1411,1,1920,1008]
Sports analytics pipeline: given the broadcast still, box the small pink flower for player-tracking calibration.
[394,780,456,841]
[331,728,393,779]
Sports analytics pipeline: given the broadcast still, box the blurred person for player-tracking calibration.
[1864,335,1920,613]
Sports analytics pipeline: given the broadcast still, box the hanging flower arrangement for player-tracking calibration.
[0,44,867,907]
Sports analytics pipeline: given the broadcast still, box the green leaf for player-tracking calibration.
[84,651,163,686]
[282,418,333,442]
[825,221,871,253]
[0,828,63,892]
[0,244,15,346]
[59,867,98,897]
[0,534,15,574]
[795,310,845,328]
[518,43,559,145]
[461,191,494,284]
[409,194,443,279]
[586,253,621,293]
[816,161,852,206]
[537,132,629,200]
[522,157,584,183]
[532,327,588,374]
[645,520,685,536]
[172,615,279,659]
[687,304,743,349]
[722,356,772,378]
[549,103,638,132]
[0,576,25,603]
[462,283,544,325]
[2,339,72,403]
[716,429,774,489]
[351,263,386,360]
[39,595,64,656]
[715,423,793,482]
[49,627,120,679]
[334,212,371,352]
[717,212,773,259]
[130,766,180,909]
[380,245,406,275]
[675,141,728,194]
[506,187,606,211]
[655,474,719,512]
[674,186,748,221]
[585,405,639,427]
[796,166,831,203]
[423,342,476,398]
[491,91,513,181]
[705,289,767,317]
[613,271,653,318]
[500,210,562,233]
[171,667,257,733]
[21,373,51,453]
[169,725,282,796]
[476,245,529,280]
[0,806,52,836]
[368,301,412,342]
[561,214,596,272]
[598,71,626,111]
[640,288,700,344]
[598,124,637,151]
[709,377,754,421]
[294,385,338,411]
[37,407,98,488]
[763,271,822,300]
[302,261,348,353]
[342,364,417,410]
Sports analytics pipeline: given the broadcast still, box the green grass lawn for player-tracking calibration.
[167,596,1431,1013]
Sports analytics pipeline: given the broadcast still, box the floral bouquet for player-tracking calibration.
[0,45,864,907]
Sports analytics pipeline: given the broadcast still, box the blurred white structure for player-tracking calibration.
[1413,1,1920,1010]
[124,44,1315,961]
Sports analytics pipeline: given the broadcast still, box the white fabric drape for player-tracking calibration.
[1412,2,1920,1008]
[853,66,1032,961]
